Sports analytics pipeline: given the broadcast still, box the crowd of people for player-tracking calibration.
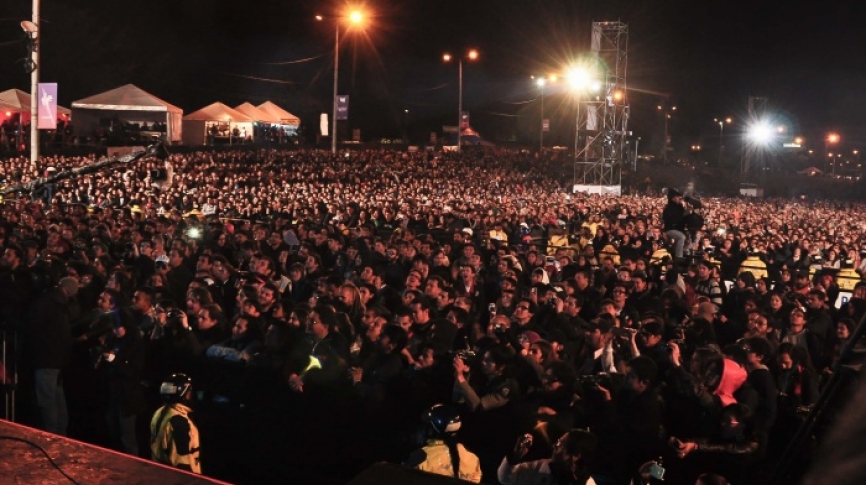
[1,146,865,485]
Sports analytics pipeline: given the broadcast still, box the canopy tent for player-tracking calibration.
[182,102,254,146]
[71,84,183,143]
[0,88,72,124]
[234,102,280,124]
[257,101,301,127]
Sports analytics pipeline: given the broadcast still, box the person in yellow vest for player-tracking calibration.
[404,404,482,482]
[150,373,201,474]
[548,226,570,256]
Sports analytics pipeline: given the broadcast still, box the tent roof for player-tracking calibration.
[183,102,253,122]
[0,88,71,115]
[257,101,300,125]
[71,84,182,114]
[234,102,280,123]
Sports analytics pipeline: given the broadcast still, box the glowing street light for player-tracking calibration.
[317,8,366,154]
[826,132,840,175]
[443,49,479,152]
[714,117,733,166]
[531,74,557,152]
[658,105,677,162]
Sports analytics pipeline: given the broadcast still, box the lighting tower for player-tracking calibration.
[741,96,768,175]
[574,21,629,194]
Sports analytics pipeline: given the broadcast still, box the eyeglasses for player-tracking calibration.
[516,305,530,311]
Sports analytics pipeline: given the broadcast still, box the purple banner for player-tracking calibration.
[37,83,58,130]
[336,95,349,121]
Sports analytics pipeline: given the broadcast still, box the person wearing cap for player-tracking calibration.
[498,429,599,485]
[662,188,687,259]
[27,276,80,435]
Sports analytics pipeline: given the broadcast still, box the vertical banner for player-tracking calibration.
[320,113,329,136]
[37,83,57,130]
[352,129,361,142]
[542,119,550,132]
[337,96,349,121]
[459,111,470,130]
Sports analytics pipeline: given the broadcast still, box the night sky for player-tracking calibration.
[2,1,866,151]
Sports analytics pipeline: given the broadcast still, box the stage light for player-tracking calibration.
[746,121,775,146]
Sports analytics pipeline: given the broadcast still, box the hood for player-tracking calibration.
[714,358,747,407]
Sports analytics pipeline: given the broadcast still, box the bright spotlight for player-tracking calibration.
[747,121,775,145]
[565,66,593,91]
[348,10,364,24]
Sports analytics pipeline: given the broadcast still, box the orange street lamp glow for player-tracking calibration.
[348,10,363,24]
[828,133,840,144]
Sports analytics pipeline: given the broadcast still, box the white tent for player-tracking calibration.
[71,84,183,143]
[257,101,300,127]
[234,102,280,124]
[183,102,254,146]
[0,88,72,124]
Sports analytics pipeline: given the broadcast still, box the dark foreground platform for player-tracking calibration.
[0,419,234,485]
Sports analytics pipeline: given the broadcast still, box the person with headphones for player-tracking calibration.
[404,404,482,482]
[150,373,202,474]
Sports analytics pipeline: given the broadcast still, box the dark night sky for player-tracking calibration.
[2,0,866,150]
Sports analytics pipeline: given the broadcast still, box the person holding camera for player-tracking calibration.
[97,290,145,456]
[498,429,599,485]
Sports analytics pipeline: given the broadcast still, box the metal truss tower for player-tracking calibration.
[573,21,629,194]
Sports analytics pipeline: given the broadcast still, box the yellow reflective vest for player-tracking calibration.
[150,403,201,474]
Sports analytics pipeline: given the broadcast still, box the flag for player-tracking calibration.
[460,111,470,130]
[337,96,349,121]
[37,83,57,130]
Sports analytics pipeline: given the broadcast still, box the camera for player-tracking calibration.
[166,309,183,319]
[611,327,637,339]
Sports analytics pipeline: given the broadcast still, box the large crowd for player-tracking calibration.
[2,147,865,485]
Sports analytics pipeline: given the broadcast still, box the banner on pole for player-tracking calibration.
[337,96,349,121]
[37,83,57,130]
[542,119,550,132]
[459,111,470,130]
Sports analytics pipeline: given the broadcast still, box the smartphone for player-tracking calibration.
[488,303,496,314]
[531,287,537,295]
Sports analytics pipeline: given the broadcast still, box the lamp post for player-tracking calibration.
[22,0,40,169]
[714,117,732,167]
[531,75,557,152]
[443,49,478,153]
[317,10,364,154]
[658,105,677,163]
[826,132,840,175]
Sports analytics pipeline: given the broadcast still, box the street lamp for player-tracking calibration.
[531,75,557,152]
[658,105,677,163]
[714,117,732,167]
[826,132,840,175]
[317,9,365,154]
[443,49,479,152]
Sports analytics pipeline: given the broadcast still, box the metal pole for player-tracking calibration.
[539,84,544,152]
[634,139,639,171]
[331,24,339,154]
[457,59,463,153]
[29,0,40,169]
[573,101,580,188]
[718,122,724,167]
[663,113,668,164]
